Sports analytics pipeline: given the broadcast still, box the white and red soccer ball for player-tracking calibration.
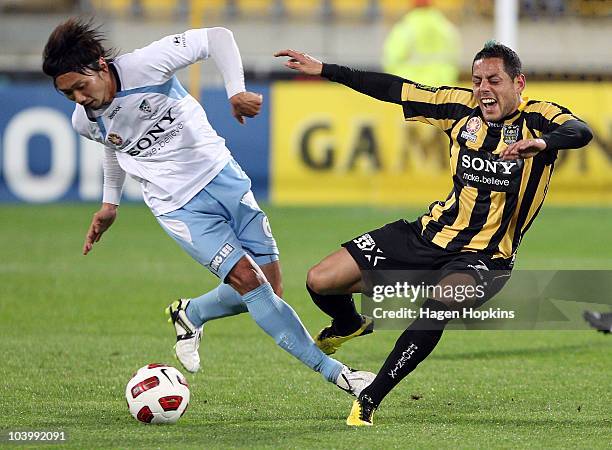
[125,364,190,424]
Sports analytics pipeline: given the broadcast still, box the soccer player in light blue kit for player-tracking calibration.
[42,18,374,398]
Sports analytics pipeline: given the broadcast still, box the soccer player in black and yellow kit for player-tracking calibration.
[275,41,592,426]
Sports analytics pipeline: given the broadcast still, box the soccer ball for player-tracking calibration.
[125,363,190,424]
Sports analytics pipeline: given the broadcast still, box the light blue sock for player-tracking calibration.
[185,283,247,328]
[242,283,343,383]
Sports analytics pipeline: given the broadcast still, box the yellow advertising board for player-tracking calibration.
[271,81,611,206]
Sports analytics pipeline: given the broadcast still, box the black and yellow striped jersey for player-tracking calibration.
[401,82,580,260]
[321,63,592,263]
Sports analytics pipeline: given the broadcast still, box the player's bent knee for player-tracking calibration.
[226,256,268,295]
[306,264,331,295]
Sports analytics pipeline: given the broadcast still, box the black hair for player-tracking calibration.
[472,40,523,79]
[42,17,116,81]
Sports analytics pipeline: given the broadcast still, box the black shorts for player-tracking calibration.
[342,220,513,307]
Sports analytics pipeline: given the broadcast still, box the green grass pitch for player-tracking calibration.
[1,204,611,449]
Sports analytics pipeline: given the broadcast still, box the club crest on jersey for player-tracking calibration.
[466,117,482,134]
[107,133,123,147]
[461,117,481,143]
[502,124,520,144]
[139,99,159,120]
[139,100,152,114]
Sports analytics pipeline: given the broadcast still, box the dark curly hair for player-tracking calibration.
[472,40,523,79]
[42,17,116,82]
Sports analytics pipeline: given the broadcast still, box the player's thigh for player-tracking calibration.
[234,190,279,262]
[436,254,512,309]
[334,220,438,295]
[307,248,363,295]
[230,188,281,294]
[204,159,279,263]
[156,209,246,283]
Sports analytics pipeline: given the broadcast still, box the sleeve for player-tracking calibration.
[400,82,476,131]
[102,148,126,205]
[541,120,593,151]
[71,106,90,138]
[321,63,404,104]
[525,101,593,150]
[206,27,246,99]
[321,64,476,132]
[131,29,211,79]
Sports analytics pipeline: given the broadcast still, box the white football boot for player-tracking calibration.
[165,299,202,373]
[335,366,376,397]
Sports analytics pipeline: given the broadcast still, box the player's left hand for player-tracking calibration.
[83,203,117,255]
[500,138,547,161]
[230,91,263,124]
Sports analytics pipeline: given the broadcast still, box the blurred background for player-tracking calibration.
[0,0,610,207]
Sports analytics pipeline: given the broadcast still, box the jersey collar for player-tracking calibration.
[486,97,529,127]
[109,62,122,93]
[84,63,123,122]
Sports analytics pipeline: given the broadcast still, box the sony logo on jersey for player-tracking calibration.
[130,108,177,154]
[461,154,517,175]
[457,148,523,193]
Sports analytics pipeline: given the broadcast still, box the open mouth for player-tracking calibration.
[481,97,498,113]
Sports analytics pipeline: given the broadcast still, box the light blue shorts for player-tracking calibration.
[156,159,279,281]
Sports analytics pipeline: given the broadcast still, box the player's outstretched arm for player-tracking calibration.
[275,49,404,104]
[83,203,117,255]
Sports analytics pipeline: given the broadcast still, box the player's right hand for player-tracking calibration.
[83,203,118,255]
[274,49,323,76]
[230,91,263,124]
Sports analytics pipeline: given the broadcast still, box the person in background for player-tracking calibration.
[382,0,460,86]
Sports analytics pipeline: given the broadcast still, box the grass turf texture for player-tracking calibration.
[1,204,610,449]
